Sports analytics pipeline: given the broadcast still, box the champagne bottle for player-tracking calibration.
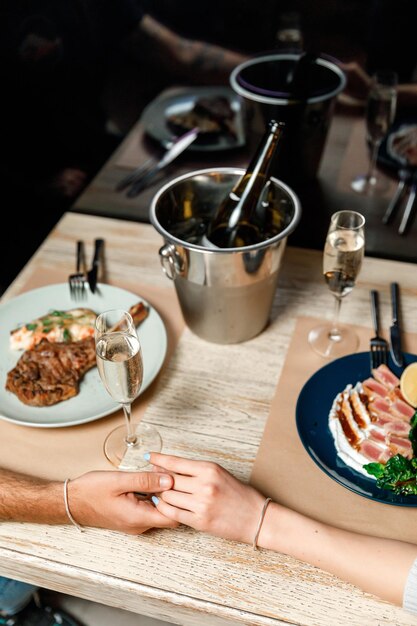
[205,120,285,248]
[275,11,304,52]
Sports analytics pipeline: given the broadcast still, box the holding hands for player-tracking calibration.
[147,453,266,544]
[3,454,415,610]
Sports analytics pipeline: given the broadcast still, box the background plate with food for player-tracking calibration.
[0,284,167,428]
[377,117,417,175]
[140,86,247,152]
[296,351,417,506]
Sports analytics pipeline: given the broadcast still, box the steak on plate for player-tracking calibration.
[6,337,96,407]
[166,95,237,142]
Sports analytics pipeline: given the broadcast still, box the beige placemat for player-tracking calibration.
[337,118,397,198]
[251,316,417,544]
[0,267,184,480]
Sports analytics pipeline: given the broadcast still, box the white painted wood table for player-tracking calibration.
[0,212,416,626]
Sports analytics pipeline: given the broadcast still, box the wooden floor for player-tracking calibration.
[43,590,174,626]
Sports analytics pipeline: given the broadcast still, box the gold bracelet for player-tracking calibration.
[63,478,84,533]
[252,497,272,550]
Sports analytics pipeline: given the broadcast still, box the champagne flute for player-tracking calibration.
[351,70,397,194]
[95,309,161,470]
[308,211,365,358]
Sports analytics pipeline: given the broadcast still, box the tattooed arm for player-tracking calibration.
[133,14,249,85]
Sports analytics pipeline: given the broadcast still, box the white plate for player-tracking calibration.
[0,284,167,428]
[141,86,247,152]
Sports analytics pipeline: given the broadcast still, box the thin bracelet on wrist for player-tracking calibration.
[252,497,272,550]
[63,478,84,533]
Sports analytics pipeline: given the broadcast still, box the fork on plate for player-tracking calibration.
[68,241,87,301]
[369,289,389,370]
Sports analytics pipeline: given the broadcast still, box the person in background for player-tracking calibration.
[147,452,417,616]
[0,466,177,625]
[0,0,248,293]
[339,0,416,107]
[341,60,417,108]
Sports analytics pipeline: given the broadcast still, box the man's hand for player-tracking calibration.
[69,470,179,535]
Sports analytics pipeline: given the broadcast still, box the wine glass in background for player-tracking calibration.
[351,70,397,194]
[308,210,365,358]
[95,309,161,470]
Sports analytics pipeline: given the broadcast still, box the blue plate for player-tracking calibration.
[296,352,417,506]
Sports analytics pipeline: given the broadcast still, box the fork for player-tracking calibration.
[68,241,87,301]
[114,157,155,192]
[115,138,175,193]
[369,289,389,370]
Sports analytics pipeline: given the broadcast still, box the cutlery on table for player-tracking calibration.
[369,289,389,370]
[382,168,410,225]
[398,171,417,235]
[87,238,105,294]
[115,157,155,193]
[126,127,199,198]
[389,282,404,368]
[68,240,87,300]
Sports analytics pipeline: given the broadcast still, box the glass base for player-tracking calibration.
[350,173,389,195]
[308,323,359,359]
[104,423,162,471]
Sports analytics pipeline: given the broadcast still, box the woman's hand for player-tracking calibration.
[69,470,179,535]
[148,453,266,544]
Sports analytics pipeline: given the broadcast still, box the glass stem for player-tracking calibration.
[367,140,380,182]
[122,403,137,446]
[329,296,342,342]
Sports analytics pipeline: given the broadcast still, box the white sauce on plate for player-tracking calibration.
[328,384,376,479]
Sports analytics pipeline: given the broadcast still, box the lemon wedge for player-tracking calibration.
[400,362,417,408]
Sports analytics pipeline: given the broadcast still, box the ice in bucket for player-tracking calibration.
[150,167,301,344]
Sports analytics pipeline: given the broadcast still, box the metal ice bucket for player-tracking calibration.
[150,167,301,343]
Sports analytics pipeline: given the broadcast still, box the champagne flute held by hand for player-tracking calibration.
[95,309,161,470]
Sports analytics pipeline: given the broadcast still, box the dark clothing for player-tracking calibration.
[1,0,145,179]
[147,0,281,53]
[367,0,416,82]
[0,0,145,289]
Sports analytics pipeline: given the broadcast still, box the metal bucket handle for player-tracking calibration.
[159,243,183,280]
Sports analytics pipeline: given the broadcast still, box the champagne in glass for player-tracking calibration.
[308,211,365,358]
[351,70,397,194]
[95,309,161,470]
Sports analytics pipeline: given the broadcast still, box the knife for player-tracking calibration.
[389,282,404,368]
[87,238,105,293]
[126,127,199,198]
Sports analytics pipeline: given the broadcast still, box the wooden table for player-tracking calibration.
[72,92,417,264]
[1,212,417,626]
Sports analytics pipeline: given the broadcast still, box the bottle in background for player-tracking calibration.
[205,120,286,248]
[275,11,304,52]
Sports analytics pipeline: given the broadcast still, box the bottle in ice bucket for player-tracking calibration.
[205,120,286,248]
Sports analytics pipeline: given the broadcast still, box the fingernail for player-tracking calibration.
[159,476,171,488]
[143,452,151,461]
[151,495,159,505]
